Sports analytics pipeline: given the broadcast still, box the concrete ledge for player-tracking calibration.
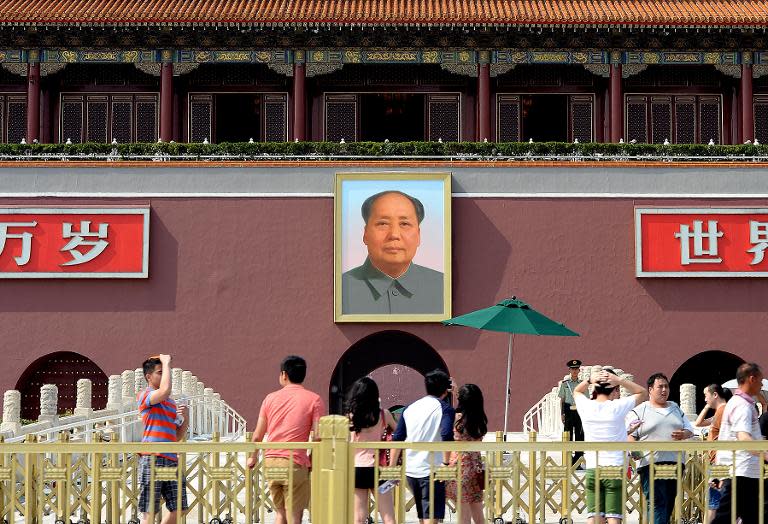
[1,162,768,197]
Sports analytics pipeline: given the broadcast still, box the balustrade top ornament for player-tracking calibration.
[106,375,122,411]
[39,384,58,421]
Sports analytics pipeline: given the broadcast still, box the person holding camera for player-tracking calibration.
[574,367,647,524]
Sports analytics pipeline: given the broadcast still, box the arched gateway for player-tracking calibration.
[329,330,448,415]
[15,351,109,420]
[669,350,745,412]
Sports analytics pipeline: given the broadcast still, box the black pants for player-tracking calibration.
[712,477,768,524]
[563,406,584,464]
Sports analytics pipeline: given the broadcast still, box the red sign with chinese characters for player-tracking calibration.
[0,208,149,278]
[636,208,768,277]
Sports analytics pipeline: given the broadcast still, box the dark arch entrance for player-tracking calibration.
[16,351,109,420]
[329,330,449,415]
[669,350,745,413]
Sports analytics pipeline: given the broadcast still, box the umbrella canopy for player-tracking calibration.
[443,297,579,434]
[443,298,579,336]
[722,378,768,391]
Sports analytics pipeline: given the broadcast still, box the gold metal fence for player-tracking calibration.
[1,415,767,523]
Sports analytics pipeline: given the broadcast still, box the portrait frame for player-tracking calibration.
[334,172,452,323]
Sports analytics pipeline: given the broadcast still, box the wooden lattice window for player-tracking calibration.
[4,95,26,144]
[61,95,84,143]
[755,96,768,145]
[626,95,649,143]
[110,96,133,145]
[674,97,696,145]
[264,94,288,142]
[497,95,521,142]
[651,96,673,145]
[189,94,213,143]
[625,94,721,144]
[325,94,358,142]
[569,95,594,143]
[699,97,721,145]
[188,93,287,143]
[60,93,158,143]
[427,94,460,142]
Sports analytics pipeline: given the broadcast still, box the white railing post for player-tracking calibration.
[171,368,182,397]
[204,388,214,435]
[214,392,223,435]
[0,390,21,435]
[195,381,204,435]
[120,370,136,442]
[38,384,59,426]
[620,374,634,397]
[74,379,93,417]
[106,375,122,412]
[680,383,696,419]
[134,367,147,395]
[121,370,135,405]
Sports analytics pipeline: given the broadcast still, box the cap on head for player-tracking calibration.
[567,359,582,369]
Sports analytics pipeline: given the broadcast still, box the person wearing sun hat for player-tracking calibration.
[558,359,584,466]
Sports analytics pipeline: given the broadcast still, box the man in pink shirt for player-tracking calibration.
[247,356,324,524]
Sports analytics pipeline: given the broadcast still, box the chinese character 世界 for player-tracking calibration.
[747,220,768,265]
[0,222,37,266]
[60,221,109,266]
[673,220,723,265]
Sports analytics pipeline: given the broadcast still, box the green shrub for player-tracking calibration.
[2,141,767,161]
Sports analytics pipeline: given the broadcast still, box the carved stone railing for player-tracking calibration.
[0,367,245,444]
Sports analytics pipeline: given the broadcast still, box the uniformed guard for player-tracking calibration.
[558,359,584,466]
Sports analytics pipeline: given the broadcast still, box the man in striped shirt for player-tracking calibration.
[138,354,189,524]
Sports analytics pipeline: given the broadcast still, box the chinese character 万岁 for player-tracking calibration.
[60,221,109,266]
[673,220,723,265]
[0,221,37,266]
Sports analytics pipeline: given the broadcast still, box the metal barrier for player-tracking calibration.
[1,415,767,523]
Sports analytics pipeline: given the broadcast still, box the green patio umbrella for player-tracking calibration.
[443,297,579,434]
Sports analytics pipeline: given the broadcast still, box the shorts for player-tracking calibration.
[585,469,624,519]
[708,485,722,510]
[138,455,188,514]
[406,476,446,520]
[264,457,311,512]
[355,467,385,490]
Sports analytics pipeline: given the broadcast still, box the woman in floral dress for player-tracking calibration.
[446,384,487,524]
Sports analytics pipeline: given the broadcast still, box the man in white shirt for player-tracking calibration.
[712,362,768,524]
[574,367,647,524]
[627,373,694,524]
[390,369,455,524]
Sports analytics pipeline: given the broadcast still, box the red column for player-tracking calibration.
[742,64,754,143]
[160,62,173,142]
[26,62,40,143]
[477,63,491,141]
[293,62,306,141]
[609,64,623,143]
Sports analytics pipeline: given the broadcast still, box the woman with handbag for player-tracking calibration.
[446,384,488,524]
[346,377,397,524]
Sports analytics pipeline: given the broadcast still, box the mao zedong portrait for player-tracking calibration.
[341,190,443,315]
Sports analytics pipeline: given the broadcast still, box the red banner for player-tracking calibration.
[636,208,768,277]
[0,208,149,278]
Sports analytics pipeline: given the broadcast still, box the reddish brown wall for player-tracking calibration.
[3,196,768,430]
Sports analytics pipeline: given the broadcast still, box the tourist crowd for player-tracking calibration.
[133,353,768,524]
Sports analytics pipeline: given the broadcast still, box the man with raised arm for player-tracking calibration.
[137,354,189,524]
[574,367,648,524]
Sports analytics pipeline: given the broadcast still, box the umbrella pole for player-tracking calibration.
[503,333,514,437]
